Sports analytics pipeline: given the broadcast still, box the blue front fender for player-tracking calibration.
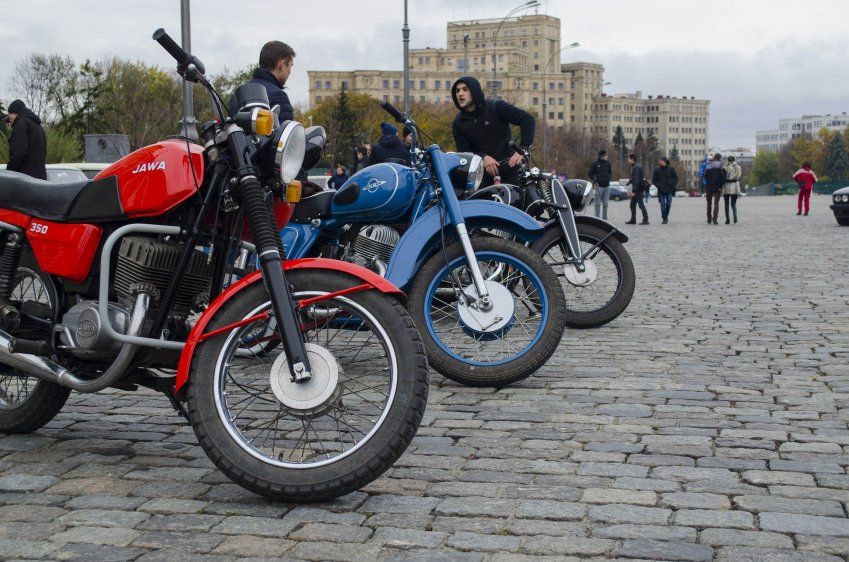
[384,199,543,290]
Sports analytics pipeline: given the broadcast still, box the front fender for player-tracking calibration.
[384,199,543,290]
[174,258,404,398]
[543,215,628,243]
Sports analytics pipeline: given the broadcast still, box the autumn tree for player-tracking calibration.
[824,133,849,182]
[751,150,780,185]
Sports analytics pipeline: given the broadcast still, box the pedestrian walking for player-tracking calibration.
[722,155,742,224]
[625,154,649,225]
[793,161,817,216]
[5,99,47,180]
[703,153,725,224]
[327,164,348,190]
[369,123,410,166]
[652,156,678,224]
[588,150,613,220]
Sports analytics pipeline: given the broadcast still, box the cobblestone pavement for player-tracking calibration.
[0,195,847,561]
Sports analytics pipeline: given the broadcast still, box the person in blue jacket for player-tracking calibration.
[369,123,411,166]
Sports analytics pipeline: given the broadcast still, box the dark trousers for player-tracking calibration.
[658,192,673,221]
[706,191,721,221]
[723,194,738,222]
[630,193,648,221]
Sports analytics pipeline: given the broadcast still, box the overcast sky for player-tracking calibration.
[2,0,846,149]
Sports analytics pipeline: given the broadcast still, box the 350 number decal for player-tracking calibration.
[29,222,49,235]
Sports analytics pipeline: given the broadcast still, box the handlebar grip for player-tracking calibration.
[152,28,190,67]
[380,101,406,123]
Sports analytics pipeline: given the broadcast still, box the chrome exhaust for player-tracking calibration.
[0,293,149,393]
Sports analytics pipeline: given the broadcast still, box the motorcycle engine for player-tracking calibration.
[58,236,213,360]
[348,225,400,275]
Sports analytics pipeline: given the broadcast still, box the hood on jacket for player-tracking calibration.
[12,107,42,126]
[451,76,485,113]
[378,134,402,148]
[380,122,397,137]
[707,160,723,169]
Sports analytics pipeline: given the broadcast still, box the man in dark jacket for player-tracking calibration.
[652,157,678,224]
[588,150,613,220]
[703,153,725,224]
[625,154,648,225]
[327,164,349,190]
[231,41,295,121]
[451,76,534,186]
[6,99,47,180]
[369,123,410,166]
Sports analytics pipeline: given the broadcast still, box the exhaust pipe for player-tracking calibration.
[0,293,149,393]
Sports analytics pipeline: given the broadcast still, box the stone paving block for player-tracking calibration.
[50,526,141,546]
[211,535,295,557]
[514,500,586,521]
[211,515,300,537]
[289,522,373,543]
[796,534,849,558]
[386,548,485,561]
[138,513,223,532]
[0,473,59,492]
[0,538,60,559]
[359,493,440,514]
[616,538,714,561]
[760,512,849,536]
[698,528,795,549]
[435,497,516,518]
[581,488,657,505]
[372,527,448,549]
[285,541,381,561]
[673,509,755,529]
[592,524,697,542]
[587,504,671,525]
[446,531,521,553]
[733,494,844,516]
[50,543,149,561]
[519,536,615,556]
[130,530,226,552]
[0,504,66,523]
[55,508,149,528]
[659,492,730,510]
[715,546,843,561]
[431,516,507,534]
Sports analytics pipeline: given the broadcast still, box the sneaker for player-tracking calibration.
[725,219,730,224]
[640,220,649,225]
[804,212,809,216]
[712,219,718,225]
[625,219,636,225]
[662,218,668,224]
[796,211,802,215]
[706,218,711,224]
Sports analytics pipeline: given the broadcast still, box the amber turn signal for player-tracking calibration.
[253,108,274,136]
[286,180,302,203]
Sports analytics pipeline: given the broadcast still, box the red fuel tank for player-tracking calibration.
[95,140,205,219]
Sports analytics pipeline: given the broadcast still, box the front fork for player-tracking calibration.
[548,181,585,270]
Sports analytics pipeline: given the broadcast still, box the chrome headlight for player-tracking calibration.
[468,155,484,190]
[843,194,849,203]
[274,120,306,184]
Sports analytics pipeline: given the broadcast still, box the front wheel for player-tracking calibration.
[409,236,566,387]
[187,269,429,502]
[532,224,635,329]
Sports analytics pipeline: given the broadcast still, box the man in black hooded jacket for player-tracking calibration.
[6,99,47,180]
[230,40,295,121]
[451,76,534,186]
[369,123,411,166]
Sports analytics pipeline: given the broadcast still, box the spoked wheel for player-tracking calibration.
[0,255,70,433]
[409,236,566,387]
[187,269,428,502]
[531,224,635,329]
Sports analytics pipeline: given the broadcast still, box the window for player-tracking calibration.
[425,57,431,64]
[419,80,425,89]
[549,112,554,120]
[558,83,564,91]
[394,95,400,103]
[383,95,389,102]
[558,98,564,105]
[383,79,389,89]
[549,82,554,91]
[418,57,423,64]
[315,80,321,90]
[325,81,331,89]
[435,95,440,103]
[393,79,400,89]
[440,57,445,65]
[419,95,425,102]
[532,82,538,90]
[409,80,414,89]
[341,80,348,89]
[532,97,539,105]
[316,95,321,102]
[558,112,563,119]
[435,80,441,90]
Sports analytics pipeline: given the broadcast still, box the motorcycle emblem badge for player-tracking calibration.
[363,178,387,193]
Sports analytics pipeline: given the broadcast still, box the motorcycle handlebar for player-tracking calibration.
[380,101,406,124]
[152,28,206,75]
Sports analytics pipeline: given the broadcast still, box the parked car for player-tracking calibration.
[675,190,688,197]
[609,184,631,201]
[58,162,111,179]
[831,187,849,226]
[0,162,110,181]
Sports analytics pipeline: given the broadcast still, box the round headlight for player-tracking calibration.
[843,194,849,203]
[468,155,484,190]
[275,121,306,184]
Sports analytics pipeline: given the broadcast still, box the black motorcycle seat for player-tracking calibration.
[0,170,124,223]
[291,188,335,223]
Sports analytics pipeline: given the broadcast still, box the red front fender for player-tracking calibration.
[174,258,404,398]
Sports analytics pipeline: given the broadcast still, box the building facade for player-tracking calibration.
[308,14,710,172]
[756,113,849,153]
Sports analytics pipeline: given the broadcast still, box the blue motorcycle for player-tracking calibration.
[281,103,566,387]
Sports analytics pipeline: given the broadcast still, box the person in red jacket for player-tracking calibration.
[792,162,817,216]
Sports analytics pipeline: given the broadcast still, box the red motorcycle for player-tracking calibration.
[0,30,428,502]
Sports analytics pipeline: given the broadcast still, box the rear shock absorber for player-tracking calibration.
[0,232,24,327]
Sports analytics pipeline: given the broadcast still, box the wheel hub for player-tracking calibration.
[564,258,598,287]
[457,280,516,341]
[269,343,341,418]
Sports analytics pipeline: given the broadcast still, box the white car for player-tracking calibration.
[0,162,110,181]
[675,190,687,197]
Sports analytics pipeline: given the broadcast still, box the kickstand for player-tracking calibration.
[164,386,190,421]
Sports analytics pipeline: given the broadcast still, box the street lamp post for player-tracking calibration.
[402,0,410,113]
[541,42,579,168]
[491,0,540,98]
[179,0,198,141]
[463,33,470,73]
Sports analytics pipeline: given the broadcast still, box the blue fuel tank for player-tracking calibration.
[330,163,417,223]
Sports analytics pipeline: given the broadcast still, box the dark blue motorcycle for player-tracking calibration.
[281,103,566,387]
